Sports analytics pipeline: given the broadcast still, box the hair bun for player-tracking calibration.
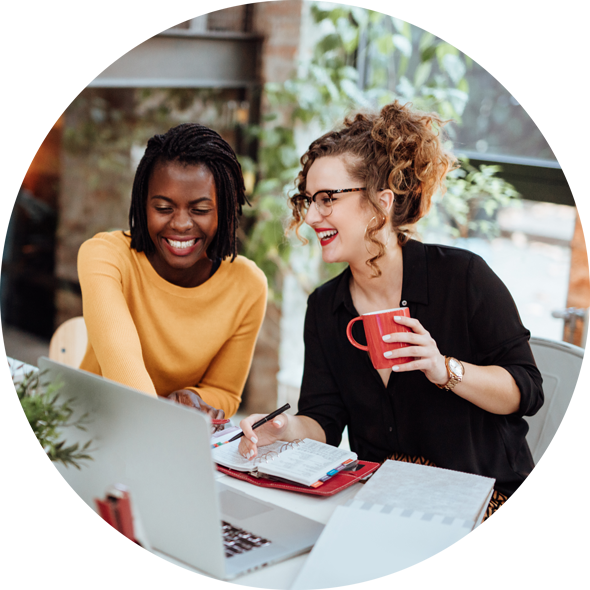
[379,101,406,125]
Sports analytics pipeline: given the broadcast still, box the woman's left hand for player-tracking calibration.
[382,315,449,386]
[165,389,226,431]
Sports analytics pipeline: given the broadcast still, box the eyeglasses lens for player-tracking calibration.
[314,192,332,216]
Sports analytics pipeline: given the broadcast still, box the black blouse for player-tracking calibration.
[297,239,544,496]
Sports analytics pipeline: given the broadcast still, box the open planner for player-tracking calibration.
[212,438,358,488]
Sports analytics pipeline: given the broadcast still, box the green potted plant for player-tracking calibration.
[13,367,93,469]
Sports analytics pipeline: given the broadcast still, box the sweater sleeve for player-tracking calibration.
[185,280,267,416]
[78,237,158,397]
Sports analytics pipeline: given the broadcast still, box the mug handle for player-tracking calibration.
[346,317,368,351]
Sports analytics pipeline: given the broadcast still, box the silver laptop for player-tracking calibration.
[38,357,323,580]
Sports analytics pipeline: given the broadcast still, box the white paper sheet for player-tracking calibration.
[355,460,495,523]
[291,501,472,590]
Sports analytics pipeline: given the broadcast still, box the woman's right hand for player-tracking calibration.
[238,413,289,460]
[162,389,226,432]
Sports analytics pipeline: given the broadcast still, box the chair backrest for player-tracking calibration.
[48,316,88,368]
[525,336,584,464]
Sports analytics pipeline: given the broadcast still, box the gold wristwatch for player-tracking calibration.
[436,356,465,391]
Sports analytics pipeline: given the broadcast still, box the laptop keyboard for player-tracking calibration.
[221,521,272,558]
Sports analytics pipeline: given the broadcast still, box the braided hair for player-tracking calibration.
[129,123,247,261]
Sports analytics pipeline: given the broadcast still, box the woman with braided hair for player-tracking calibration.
[78,123,267,420]
[238,101,543,517]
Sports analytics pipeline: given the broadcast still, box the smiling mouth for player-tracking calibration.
[165,238,197,249]
[316,229,338,245]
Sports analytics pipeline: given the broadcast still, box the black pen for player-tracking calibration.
[226,403,291,443]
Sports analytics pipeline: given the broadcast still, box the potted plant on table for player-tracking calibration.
[13,366,93,469]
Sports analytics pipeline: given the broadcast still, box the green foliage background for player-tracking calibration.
[59,3,521,302]
[240,3,520,298]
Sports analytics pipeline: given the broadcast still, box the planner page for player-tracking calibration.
[258,439,357,487]
[212,439,286,472]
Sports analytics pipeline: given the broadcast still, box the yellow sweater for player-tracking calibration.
[77,231,267,417]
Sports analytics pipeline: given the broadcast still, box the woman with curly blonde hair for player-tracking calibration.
[239,101,543,517]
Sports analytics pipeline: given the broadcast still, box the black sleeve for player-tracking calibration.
[467,254,544,417]
[296,291,349,447]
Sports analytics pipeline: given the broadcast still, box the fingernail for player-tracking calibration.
[248,450,255,459]
[273,419,282,427]
[394,316,402,321]
[384,351,393,358]
[251,436,258,444]
[382,335,391,342]
[392,365,399,372]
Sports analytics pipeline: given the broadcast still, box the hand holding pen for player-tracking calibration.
[236,404,291,460]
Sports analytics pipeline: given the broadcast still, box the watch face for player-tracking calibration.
[449,358,463,376]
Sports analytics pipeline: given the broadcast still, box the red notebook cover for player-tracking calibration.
[216,460,379,497]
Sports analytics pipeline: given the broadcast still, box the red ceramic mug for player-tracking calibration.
[346,307,413,370]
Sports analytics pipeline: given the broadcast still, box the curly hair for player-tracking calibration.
[129,123,247,261]
[289,101,457,276]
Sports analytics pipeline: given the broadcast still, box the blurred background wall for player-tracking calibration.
[3,1,586,415]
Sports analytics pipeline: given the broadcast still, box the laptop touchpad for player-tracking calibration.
[219,489,273,520]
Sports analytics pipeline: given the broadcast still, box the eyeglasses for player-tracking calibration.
[293,187,367,217]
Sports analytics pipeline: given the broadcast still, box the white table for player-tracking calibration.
[39,464,497,590]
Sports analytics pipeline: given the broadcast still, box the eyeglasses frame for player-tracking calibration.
[294,187,368,217]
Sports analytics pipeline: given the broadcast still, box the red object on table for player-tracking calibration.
[95,498,117,528]
[95,485,137,543]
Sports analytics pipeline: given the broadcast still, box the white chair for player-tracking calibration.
[525,336,584,463]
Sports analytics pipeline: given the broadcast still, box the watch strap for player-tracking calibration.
[436,356,464,391]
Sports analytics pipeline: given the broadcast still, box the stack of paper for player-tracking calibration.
[292,460,495,590]
[354,460,495,525]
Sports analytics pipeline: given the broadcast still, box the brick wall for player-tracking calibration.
[252,0,305,83]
